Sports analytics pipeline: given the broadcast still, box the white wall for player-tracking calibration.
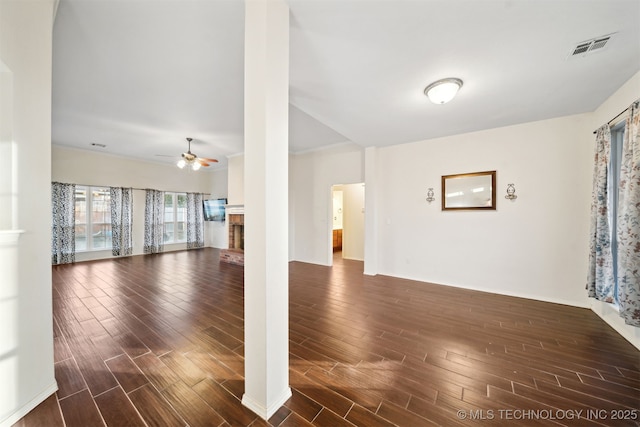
[341,183,365,261]
[0,61,14,230]
[376,114,593,307]
[52,145,218,261]
[288,156,296,261]
[53,145,213,192]
[0,1,58,425]
[207,168,229,249]
[292,117,594,306]
[332,189,343,230]
[227,154,244,205]
[290,143,364,265]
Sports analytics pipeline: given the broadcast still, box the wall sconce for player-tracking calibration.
[505,183,517,200]
[426,188,435,203]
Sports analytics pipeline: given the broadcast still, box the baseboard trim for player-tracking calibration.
[1,382,58,427]
[377,270,590,309]
[590,299,640,350]
[242,387,292,421]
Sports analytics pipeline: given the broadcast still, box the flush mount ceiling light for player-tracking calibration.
[424,78,463,104]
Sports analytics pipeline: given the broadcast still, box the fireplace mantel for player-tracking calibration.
[226,204,244,215]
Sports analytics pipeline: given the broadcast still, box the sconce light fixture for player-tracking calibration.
[505,183,517,200]
[426,188,435,203]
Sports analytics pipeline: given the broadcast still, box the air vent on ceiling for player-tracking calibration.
[569,33,616,58]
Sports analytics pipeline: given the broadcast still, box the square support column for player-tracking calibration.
[242,0,291,420]
[364,146,379,275]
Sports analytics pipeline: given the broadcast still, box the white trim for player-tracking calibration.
[0,382,58,427]
[0,230,25,246]
[590,299,640,350]
[291,141,357,156]
[226,205,245,215]
[242,387,292,420]
[226,151,245,159]
[377,270,591,309]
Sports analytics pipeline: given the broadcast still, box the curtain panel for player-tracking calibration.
[586,125,615,302]
[52,182,76,265]
[110,187,133,256]
[186,192,204,249]
[144,189,164,254]
[617,102,640,326]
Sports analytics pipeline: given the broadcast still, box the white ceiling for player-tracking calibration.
[52,0,640,170]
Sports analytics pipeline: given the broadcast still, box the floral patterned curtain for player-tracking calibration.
[144,189,164,254]
[586,125,615,302]
[186,192,204,249]
[52,182,76,265]
[617,102,640,326]
[110,187,133,256]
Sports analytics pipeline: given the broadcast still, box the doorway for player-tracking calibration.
[331,183,365,262]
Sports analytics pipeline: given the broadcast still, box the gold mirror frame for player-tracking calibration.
[441,170,496,211]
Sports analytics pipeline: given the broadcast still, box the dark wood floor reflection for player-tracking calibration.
[15,248,640,426]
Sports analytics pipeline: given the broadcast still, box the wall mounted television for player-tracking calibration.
[203,198,227,221]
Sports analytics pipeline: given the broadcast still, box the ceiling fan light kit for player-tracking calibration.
[176,137,217,171]
[424,77,463,104]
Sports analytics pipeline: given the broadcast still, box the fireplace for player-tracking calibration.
[220,211,244,265]
[228,214,244,250]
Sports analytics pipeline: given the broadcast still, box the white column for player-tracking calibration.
[242,0,291,420]
[364,146,378,275]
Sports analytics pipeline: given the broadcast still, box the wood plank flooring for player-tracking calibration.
[14,248,640,426]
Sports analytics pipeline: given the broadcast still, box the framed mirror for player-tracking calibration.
[441,170,496,210]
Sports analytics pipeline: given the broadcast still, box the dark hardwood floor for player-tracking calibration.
[14,248,640,426]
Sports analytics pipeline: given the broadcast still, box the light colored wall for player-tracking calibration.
[52,145,218,261]
[288,156,296,261]
[0,61,14,229]
[290,143,364,265]
[341,183,365,261]
[207,168,229,249]
[53,145,212,192]
[290,115,594,306]
[227,154,244,205]
[332,189,343,230]
[0,1,57,425]
[376,114,592,307]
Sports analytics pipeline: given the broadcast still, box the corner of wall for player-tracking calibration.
[589,299,640,350]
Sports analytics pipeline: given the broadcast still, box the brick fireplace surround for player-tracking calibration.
[220,212,244,265]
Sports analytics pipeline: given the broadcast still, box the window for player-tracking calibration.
[609,122,624,305]
[75,186,111,251]
[164,192,187,243]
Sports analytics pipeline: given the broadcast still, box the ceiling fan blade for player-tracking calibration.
[197,159,210,167]
[201,157,219,163]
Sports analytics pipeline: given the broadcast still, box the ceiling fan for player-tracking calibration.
[175,137,218,171]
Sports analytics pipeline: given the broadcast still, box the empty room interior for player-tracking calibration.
[1,0,639,426]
